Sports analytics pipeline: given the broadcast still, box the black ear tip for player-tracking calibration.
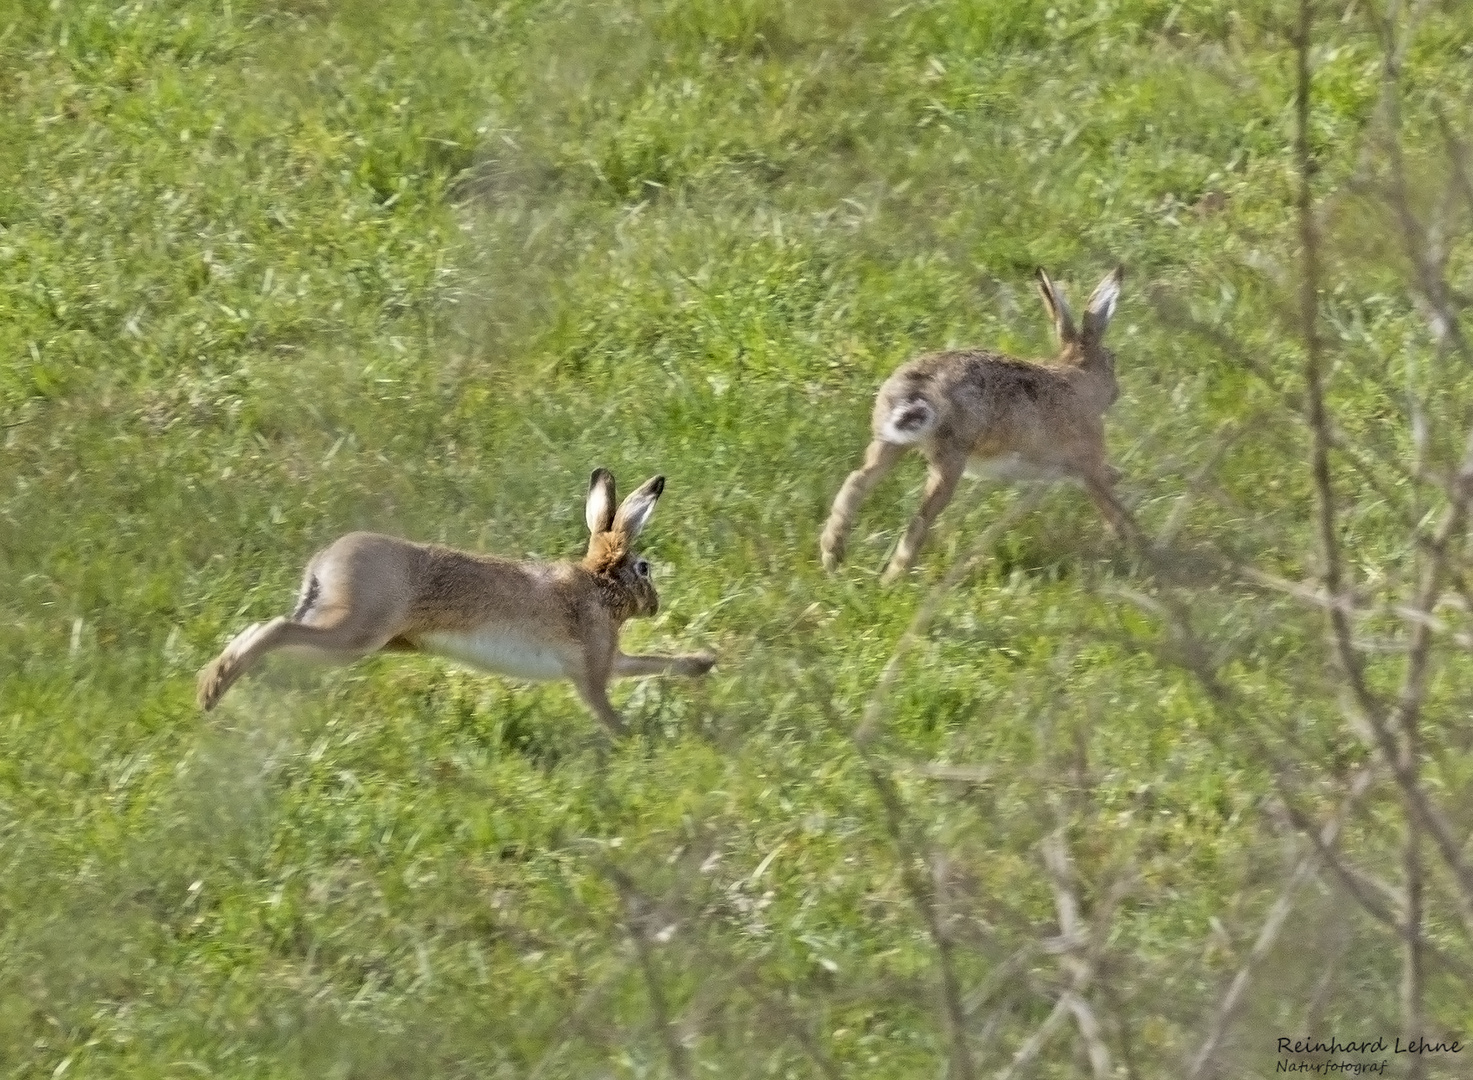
[651,476,666,495]
[590,467,612,486]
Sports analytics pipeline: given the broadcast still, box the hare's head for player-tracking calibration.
[1035,265,1125,398]
[582,469,664,618]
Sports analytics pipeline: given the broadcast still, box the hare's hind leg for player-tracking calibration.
[198,616,311,711]
[197,619,279,710]
[196,613,399,711]
[883,449,966,583]
[821,439,907,572]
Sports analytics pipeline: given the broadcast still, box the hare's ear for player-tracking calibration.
[612,475,665,539]
[1082,265,1124,345]
[1035,268,1078,346]
[586,468,617,535]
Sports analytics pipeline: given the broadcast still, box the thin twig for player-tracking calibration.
[1126,534,1473,946]
[1344,464,1473,925]
[1278,787,1473,987]
[1288,0,1473,950]
[1152,298,1426,536]
[1373,20,1468,1056]
[1432,104,1473,214]
[901,762,996,785]
[1236,563,1473,649]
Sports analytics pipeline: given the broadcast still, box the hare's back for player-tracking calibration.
[403,546,571,630]
[875,350,1069,439]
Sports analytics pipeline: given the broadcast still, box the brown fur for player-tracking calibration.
[820,266,1130,582]
[197,470,714,735]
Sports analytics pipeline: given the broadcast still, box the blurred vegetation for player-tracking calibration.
[2,0,1472,1076]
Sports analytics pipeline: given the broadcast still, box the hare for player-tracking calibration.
[820,266,1130,583]
[197,470,715,735]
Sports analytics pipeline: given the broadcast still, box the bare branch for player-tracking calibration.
[1348,448,1473,922]
[1377,2,1473,369]
[606,867,695,1080]
[1187,764,1380,1078]
[1432,104,1473,214]
[1278,795,1402,919]
[1295,0,1381,729]
[1131,517,1473,944]
[1274,785,1473,989]
[743,988,846,1080]
[901,762,996,785]
[995,992,1076,1080]
[1041,831,1113,1079]
[995,852,1132,1080]
[1236,563,1473,649]
[866,765,977,1080]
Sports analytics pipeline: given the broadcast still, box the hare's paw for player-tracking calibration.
[197,659,228,710]
[880,560,914,587]
[819,532,845,573]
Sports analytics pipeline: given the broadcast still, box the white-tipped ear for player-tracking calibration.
[1083,265,1124,343]
[1035,267,1077,345]
[613,475,665,539]
[586,469,617,535]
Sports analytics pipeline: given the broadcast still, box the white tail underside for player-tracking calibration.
[879,398,937,445]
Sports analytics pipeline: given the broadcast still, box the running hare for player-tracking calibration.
[198,470,715,734]
[820,266,1130,582]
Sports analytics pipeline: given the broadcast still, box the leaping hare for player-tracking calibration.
[820,266,1130,582]
[198,470,715,734]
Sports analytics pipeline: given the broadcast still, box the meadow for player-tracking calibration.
[3,0,1473,1076]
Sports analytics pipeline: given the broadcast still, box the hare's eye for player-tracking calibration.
[634,558,650,579]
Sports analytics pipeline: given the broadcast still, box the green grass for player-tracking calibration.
[4,0,1473,1076]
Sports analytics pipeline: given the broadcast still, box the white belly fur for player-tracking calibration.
[417,629,569,682]
[965,453,1070,483]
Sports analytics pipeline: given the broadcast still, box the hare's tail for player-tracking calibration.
[292,570,321,621]
[879,396,938,445]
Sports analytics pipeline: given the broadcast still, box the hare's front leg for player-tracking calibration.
[570,677,627,737]
[1082,470,1137,544]
[614,650,716,677]
[1070,432,1134,543]
[567,645,628,737]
